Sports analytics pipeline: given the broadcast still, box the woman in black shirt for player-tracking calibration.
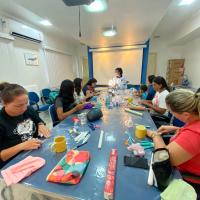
[55,79,84,121]
[0,84,50,167]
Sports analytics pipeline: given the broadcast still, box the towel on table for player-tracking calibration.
[1,156,45,186]
[46,150,90,184]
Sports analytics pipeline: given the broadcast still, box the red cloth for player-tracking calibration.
[170,120,200,184]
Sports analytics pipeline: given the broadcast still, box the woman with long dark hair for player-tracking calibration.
[55,80,84,121]
[74,78,85,103]
[82,78,98,97]
[140,76,170,116]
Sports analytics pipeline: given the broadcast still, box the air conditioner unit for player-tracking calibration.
[62,0,94,6]
[8,19,43,43]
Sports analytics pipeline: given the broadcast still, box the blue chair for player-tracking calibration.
[127,84,140,90]
[49,104,60,127]
[28,91,50,112]
[41,88,52,104]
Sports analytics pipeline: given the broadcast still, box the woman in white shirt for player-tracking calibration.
[140,76,170,116]
[112,68,128,89]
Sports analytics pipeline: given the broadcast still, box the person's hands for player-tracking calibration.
[147,130,156,138]
[38,124,51,138]
[20,138,42,151]
[157,125,178,135]
[138,100,145,104]
[75,103,84,111]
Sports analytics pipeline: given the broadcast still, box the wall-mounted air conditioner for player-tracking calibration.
[8,19,43,43]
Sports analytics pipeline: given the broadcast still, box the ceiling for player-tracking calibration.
[152,0,200,42]
[0,0,173,47]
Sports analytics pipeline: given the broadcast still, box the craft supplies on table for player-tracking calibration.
[47,150,90,185]
[1,156,45,186]
[104,149,118,200]
[98,130,104,149]
[125,108,143,116]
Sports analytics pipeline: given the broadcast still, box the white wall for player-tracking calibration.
[181,37,200,88]
[149,36,200,88]
[93,49,143,85]
[0,37,49,90]
[149,39,183,77]
[0,26,80,92]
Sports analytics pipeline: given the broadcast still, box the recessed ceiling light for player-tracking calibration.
[84,0,107,12]
[40,20,52,26]
[179,0,196,6]
[103,26,117,37]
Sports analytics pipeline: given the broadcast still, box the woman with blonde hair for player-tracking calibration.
[147,89,200,198]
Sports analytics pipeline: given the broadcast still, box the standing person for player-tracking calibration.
[0,84,50,168]
[82,78,98,97]
[146,75,156,100]
[112,67,128,89]
[147,89,200,199]
[55,80,84,121]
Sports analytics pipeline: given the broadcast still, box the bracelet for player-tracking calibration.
[151,132,160,138]
[38,122,45,126]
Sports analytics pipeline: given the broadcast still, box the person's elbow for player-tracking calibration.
[158,108,167,115]
[56,112,65,121]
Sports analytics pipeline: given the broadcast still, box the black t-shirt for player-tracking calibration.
[55,97,76,113]
[0,106,43,152]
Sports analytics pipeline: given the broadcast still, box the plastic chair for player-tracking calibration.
[49,104,60,127]
[28,91,50,112]
[41,88,52,104]
[127,84,140,90]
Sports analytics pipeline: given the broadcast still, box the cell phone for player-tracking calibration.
[124,155,149,169]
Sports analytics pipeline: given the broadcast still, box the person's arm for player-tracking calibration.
[143,102,167,115]
[157,125,180,134]
[139,100,152,104]
[126,104,146,111]
[28,106,44,124]
[147,130,193,166]
[0,139,42,161]
[27,106,50,138]
[56,104,84,121]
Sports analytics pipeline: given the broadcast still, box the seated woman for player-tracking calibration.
[147,89,200,198]
[146,75,156,100]
[82,78,99,98]
[112,67,128,89]
[55,79,84,121]
[0,84,50,168]
[74,78,92,103]
[128,76,170,117]
[134,84,148,100]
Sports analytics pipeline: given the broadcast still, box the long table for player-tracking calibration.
[0,100,162,200]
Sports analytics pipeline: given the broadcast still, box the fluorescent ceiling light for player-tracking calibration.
[179,0,196,6]
[84,0,107,12]
[103,26,117,37]
[40,20,52,26]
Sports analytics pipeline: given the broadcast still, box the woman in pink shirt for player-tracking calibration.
[147,89,200,198]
